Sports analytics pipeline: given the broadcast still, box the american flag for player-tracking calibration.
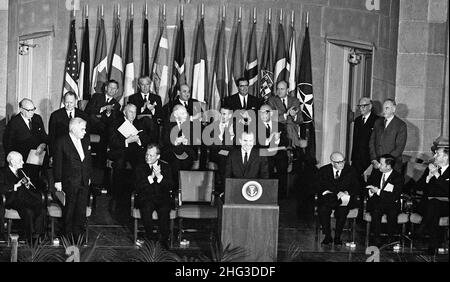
[62,19,79,102]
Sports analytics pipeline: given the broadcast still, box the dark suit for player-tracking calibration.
[369,116,407,172]
[224,147,270,179]
[161,121,196,184]
[366,169,403,241]
[223,94,262,112]
[48,108,89,157]
[207,121,236,191]
[351,112,379,175]
[127,92,163,120]
[53,134,93,239]
[316,164,359,239]
[3,113,48,184]
[267,95,303,124]
[84,93,121,133]
[0,167,45,241]
[135,161,174,242]
[108,117,150,202]
[256,121,289,197]
[166,98,202,118]
[416,167,449,250]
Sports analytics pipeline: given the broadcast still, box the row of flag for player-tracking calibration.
[62,6,316,159]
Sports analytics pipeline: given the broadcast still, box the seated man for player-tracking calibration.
[0,151,44,243]
[161,105,196,185]
[415,147,449,255]
[135,144,174,248]
[317,152,359,245]
[257,104,289,199]
[108,104,150,209]
[225,131,270,179]
[366,154,403,246]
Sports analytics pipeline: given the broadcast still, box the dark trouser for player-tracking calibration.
[140,200,171,242]
[208,150,228,193]
[318,194,350,239]
[63,185,89,241]
[111,149,144,200]
[370,205,398,240]
[421,199,449,249]
[268,151,288,198]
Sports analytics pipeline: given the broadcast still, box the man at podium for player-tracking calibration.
[225,131,269,179]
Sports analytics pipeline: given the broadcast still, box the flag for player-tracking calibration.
[91,15,108,94]
[209,17,228,112]
[79,18,90,101]
[62,18,79,102]
[274,22,287,85]
[229,19,243,96]
[141,15,149,77]
[151,16,169,105]
[244,21,258,96]
[259,20,274,100]
[286,25,297,97]
[191,17,208,103]
[170,17,186,102]
[121,17,135,106]
[108,15,123,100]
[297,25,316,161]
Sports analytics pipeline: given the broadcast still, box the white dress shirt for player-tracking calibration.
[69,133,85,162]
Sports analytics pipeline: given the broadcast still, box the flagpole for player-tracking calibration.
[181,5,184,21]
[85,4,88,19]
[253,7,256,23]
[145,2,148,18]
[201,3,204,19]
[222,5,226,20]
[101,5,103,18]
[291,11,294,27]
[280,9,283,23]
[117,3,120,19]
[131,3,134,18]
[238,7,241,22]
[163,3,166,20]
[268,8,271,24]
[306,12,309,28]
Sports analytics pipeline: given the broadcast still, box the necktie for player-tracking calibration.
[69,112,73,119]
[106,97,110,104]
[384,119,388,128]
[335,170,340,179]
[266,123,271,138]
[177,123,183,137]
[362,116,366,124]
[243,97,247,109]
[283,98,288,110]
[28,119,32,130]
[381,173,386,188]
[183,101,188,108]
[244,152,248,167]
[144,94,148,102]
[438,167,442,176]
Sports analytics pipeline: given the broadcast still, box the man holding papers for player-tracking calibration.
[108,104,150,209]
[3,98,48,189]
[317,152,359,246]
[53,118,92,240]
[366,154,403,247]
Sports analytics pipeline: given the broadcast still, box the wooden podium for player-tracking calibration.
[220,178,279,262]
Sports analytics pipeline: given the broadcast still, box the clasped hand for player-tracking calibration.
[126,134,140,144]
[175,136,188,146]
[366,185,379,194]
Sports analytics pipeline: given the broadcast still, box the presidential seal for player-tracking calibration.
[241,181,263,201]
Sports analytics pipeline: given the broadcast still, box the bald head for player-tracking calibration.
[330,152,345,170]
[276,81,288,98]
[382,99,396,119]
[173,104,188,122]
[7,151,24,169]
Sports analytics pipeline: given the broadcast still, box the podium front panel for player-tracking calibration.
[221,204,279,262]
[224,178,278,205]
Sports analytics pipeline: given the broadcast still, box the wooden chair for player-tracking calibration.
[130,191,177,247]
[177,170,218,243]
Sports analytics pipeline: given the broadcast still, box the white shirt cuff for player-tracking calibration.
[125,140,129,148]
[148,175,154,184]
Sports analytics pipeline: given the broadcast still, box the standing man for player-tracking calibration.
[369,99,407,172]
[53,118,92,240]
[48,92,89,160]
[225,131,270,179]
[135,144,174,248]
[3,98,48,186]
[366,154,403,247]
[415,147,449,255]
[257,104,289,199]
[316,152,359,245]
[128,76,163,120]
[223,78,263,112]
[351,97,379,176]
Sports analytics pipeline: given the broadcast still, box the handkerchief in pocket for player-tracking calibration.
[384,183,394,192]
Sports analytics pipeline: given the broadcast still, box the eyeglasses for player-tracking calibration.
[238,84,249,87]
[259,110,271,114]
[21,107,36,112]
[332,160,345,165]
[358,104,371,108]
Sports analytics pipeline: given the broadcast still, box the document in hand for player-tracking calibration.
[384,183,394,192]
[55,191,66,206]
[340,194,351,206]
[117,120,140,138]
[26,149,46,166]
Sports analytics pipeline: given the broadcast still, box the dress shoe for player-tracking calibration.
[334,238,343,246]
[321,236,333,245]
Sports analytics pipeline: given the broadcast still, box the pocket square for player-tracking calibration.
[384,183,394,192]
